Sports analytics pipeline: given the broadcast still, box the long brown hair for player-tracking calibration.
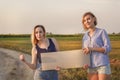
[31,25,46,46]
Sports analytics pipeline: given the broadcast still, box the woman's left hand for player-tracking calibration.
[83,64,89,69]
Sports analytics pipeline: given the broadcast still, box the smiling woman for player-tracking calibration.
[82,12,111,80]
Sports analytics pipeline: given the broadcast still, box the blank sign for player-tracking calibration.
[41,50,90,70]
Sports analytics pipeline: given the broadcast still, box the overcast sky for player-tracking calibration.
[0,0,120,34]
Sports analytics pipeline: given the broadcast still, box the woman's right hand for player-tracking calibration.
[19,54,25,62]
[83,64,89,70]
[82,47,90,54]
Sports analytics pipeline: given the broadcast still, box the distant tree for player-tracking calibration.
[46,32,53,35]
[118,32,120,35]
[112,32,115,35]
[49,32,53,35]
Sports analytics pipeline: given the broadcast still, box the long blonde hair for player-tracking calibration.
[31,25,46,46]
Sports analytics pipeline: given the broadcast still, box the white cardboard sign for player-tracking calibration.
[41,49,90,70]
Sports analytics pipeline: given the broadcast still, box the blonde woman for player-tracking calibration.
[19,25,59,80]
[82,12,111,80]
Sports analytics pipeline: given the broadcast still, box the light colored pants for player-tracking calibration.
[87,65,111,75]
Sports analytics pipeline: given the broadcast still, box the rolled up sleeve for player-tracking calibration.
[102,29,111,54]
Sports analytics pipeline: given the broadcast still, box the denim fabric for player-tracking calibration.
[34,68,58,80]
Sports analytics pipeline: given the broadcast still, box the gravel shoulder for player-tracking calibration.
[0,48,34,80]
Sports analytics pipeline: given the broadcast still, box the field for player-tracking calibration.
[0,34,120,80]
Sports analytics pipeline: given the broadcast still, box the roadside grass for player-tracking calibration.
[0,35,120,80]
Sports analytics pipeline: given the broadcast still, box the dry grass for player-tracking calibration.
[0,36,120,80]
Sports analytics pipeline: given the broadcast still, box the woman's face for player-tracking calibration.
[83,14,95,29]
[35,27,45,41]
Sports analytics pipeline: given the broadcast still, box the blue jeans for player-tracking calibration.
[34,69,58,80]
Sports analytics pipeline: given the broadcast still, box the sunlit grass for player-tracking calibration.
[58,41,81,51]
[0,37,32,54]
[0,35,120,80]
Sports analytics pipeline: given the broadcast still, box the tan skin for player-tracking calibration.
[19,27,60,70]
[82,14,110,80]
